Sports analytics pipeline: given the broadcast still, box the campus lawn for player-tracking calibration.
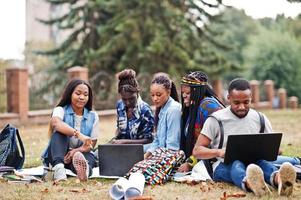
[0,110,301,200]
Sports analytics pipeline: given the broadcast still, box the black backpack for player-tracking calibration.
[0,124,25,169]
[203,112,265,178]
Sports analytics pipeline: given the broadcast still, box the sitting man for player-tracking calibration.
[193,78,297,197]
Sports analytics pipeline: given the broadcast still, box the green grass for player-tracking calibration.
[0,110,301,200]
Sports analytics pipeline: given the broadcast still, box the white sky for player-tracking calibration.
[0,0,301,60]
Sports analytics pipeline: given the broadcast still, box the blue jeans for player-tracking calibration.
[47,131,96,176]
[213,160,278,190]
[271,155,300,165]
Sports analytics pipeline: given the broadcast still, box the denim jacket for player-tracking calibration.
[63,105,95,137]
[147,97,181,153]
[41,105,95,163]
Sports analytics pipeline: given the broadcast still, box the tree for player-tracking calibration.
[35,0,241,109]
[37,0,239,76]
[243,27,301,100]
[206,7,260,80]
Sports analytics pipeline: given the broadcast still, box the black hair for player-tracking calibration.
[117,69,139,94]
[228,78,250,94]
[180,71,225,157]
[57,78,93,111]
[151,73,179,127]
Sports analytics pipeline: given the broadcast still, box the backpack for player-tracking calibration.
[0,124,25,169]
[203,111,265,177]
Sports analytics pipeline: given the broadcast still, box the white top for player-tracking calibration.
[52,106,100,148]
[201,106,273,170]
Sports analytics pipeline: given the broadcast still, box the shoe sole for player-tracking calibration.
[246,164,271,197]
[73,152,89,181]
[278,162,296,196]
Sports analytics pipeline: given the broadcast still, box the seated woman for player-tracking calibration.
[110,69,154,144]
[179,71,225,172]
[42,79,99,182]
[144,73,182,159]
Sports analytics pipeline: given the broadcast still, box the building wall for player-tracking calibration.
[26,0,52,42]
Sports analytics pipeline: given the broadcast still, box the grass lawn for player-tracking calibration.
[0,110,301,199]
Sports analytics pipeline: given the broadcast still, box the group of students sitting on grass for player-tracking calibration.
[41,69,300,197]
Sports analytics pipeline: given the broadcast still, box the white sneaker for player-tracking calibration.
[53,163,67,181]
[278,162,296,196]
[72,152,89,181]
[246,164,271,197]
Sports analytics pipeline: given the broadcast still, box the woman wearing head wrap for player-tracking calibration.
[178,71,225,172]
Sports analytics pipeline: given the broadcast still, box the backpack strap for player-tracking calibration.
[202,115,224,178]
[257,111,265,133]
[208,115,224,149]
[16,128,25,160]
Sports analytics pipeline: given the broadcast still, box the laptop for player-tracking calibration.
[224,133,282,165]
[98,144,143,177]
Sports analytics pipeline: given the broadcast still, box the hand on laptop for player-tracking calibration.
[217,148,225,158]
[111,139,128,144]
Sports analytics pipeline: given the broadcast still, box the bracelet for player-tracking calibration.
[73,129,79,138]
[186,155,198,167]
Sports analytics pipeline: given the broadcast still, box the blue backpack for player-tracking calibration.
[0,124,25,169]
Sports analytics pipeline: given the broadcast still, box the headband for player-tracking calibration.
[181,77,207,86]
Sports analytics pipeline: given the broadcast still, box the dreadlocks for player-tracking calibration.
[151,73,179,127]
[117,69,139,94]
[180,71,225,157]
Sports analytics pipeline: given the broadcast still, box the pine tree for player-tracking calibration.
[38,0,236,75]
[36,0,238,108]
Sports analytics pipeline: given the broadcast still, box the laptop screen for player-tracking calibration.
[223,133,282,165]
[98,144,144,177]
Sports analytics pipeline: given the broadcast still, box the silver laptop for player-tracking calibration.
[98,144,143,177]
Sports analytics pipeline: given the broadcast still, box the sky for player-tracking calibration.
[0,0,301,60]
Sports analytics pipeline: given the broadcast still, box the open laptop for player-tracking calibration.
[98,144,143,177]
[224,133,282,165]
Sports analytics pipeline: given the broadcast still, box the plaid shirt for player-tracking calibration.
[116,96,154,140]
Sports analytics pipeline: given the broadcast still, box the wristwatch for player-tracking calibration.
[186,155,197,167]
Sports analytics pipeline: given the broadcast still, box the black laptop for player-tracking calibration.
[224,133,282,165]
[98,144,143,177]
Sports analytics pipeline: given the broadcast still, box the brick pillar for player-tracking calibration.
[278,88,287,109]
[264,80,274,107]
[288,96,298,109]
[250,80,260,105]
[6,68,29,121]
[67,66,89,81]
[212,79,224,102]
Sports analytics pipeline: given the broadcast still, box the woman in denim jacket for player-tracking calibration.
[42,79,99,182]
[144,73,181,159]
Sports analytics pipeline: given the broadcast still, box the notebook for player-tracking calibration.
[98,144,144,177]
[224,133,282,165]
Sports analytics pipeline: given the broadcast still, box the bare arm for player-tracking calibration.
[50,117,76,137]
[111,138,152,144]
[50,116,92,145]
[192,134,225,159]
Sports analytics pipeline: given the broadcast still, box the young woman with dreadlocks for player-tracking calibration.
[110,69,154,145]
[178,71,225,172]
